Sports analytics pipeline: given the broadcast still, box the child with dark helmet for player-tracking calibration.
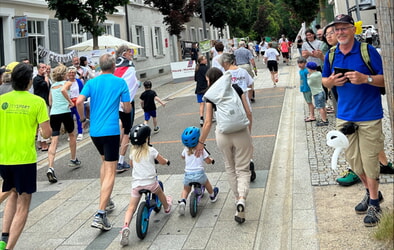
[120,124,172,246]
[177,126,219,215]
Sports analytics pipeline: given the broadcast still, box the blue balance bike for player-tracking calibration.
[136,180,164,239]
[188,182,205,217]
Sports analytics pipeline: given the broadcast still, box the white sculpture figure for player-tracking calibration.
[326,130,349,170]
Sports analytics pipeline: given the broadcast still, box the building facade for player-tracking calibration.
[1,0,229,80]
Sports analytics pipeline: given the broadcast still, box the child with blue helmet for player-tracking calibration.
[178,126,219,215]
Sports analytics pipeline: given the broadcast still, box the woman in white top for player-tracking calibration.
[264,42,280,87]
[67,66,83,140]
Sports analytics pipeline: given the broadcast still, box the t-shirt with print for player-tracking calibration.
[80,73,130,137]
[0,91,49,165]
[227,68,254,92]
[264,48,279,61]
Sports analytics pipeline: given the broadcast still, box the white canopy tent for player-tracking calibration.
[65,35,143,51]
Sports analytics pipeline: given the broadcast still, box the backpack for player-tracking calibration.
[328,42,385,95]
[203,71,250,134]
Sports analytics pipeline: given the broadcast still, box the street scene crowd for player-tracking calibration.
[0,13,393,250]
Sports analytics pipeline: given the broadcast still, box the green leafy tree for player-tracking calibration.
[281,0,319,25]
[253,0,280,39]
[46,0,129,49]
[198,0,232,31]
[143,0,199,38]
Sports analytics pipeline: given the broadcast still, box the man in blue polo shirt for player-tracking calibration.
[322,14,385,227]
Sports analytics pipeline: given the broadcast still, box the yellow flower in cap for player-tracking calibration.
[355,21,363,35]
[5,62,19,73]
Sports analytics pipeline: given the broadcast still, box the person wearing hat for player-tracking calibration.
[322,14,385,227]
[306,61,328,126]
[0,62,19,95]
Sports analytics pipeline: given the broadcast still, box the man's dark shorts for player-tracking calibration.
[91,135,120,161]
[119,111,132,135]
[0,163,37,194]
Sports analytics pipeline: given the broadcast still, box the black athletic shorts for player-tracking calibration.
[0,163,37,194]
[119,101,135,135]
[50,112,74,136]
[91,135,120,161]
[267,60,278,72]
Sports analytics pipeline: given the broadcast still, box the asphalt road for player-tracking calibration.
[36,81,285,183]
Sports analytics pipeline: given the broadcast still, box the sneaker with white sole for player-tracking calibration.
[77,134,83,141]
[46,168,57,183]
[178,199,186,215]
[116,162,130,173]
[120,226,130,246]
[235,199,245,223]
[91,212,112,231]
[355,191,384,214]
[68,158,81,168]
[154,126,160,134]
[106,198,115,211]
[209,187,219,202]
[364,205,382,227]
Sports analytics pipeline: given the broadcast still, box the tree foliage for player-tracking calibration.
[281,0,319,24]
[144,0,199,38]
[253,0,280,39]
[46,0,129,49]
[198,0,232,30]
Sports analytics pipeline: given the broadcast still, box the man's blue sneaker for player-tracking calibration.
[116,162,130,173]
[91,213,112,231]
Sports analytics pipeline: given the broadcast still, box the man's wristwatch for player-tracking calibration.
[367,75,373,83]
[80,118,87,123]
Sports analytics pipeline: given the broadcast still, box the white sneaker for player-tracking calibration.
[77,134,83,141]
[120,226,130,246]
[178,201,186,215]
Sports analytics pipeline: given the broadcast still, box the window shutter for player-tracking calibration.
[62,20,72,52]
[114,24,120,38]
[131,25,136,43]
[151,27,157,56]
[144,26,150,57]
[48,19,60,53]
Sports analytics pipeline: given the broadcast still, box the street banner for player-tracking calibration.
[199,40,211,54]
[170,60,196,79]
[37,46,77,64]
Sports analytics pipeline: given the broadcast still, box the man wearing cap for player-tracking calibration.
[322,14,385,227]
[0,63,51,249]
